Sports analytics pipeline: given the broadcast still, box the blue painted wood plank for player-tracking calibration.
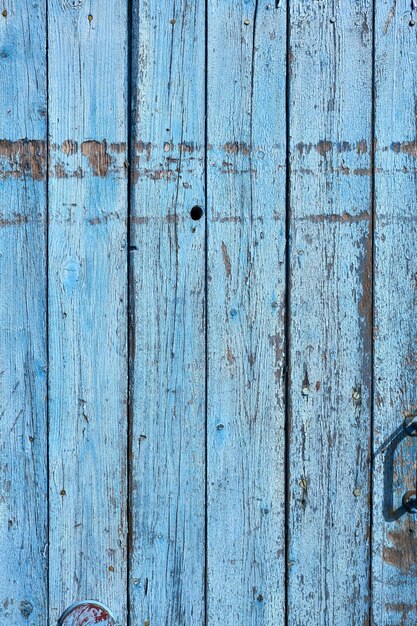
[373,2,417,624]
[0,2,48,624]
[129,1,206,623]
[287,2,373,624]
[47,2,128,623]
[206,2,287,623]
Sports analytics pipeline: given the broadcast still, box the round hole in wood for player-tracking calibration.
[190,205,204,221]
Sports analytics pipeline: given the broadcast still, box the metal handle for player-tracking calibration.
[403,415,417,513]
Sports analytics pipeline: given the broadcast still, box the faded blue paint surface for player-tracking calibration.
[206,2,287,624]
[130,1,206,624]
[0,3,47,625]
[288,1,373,625]
[373,2,417,625]
[47,1,128,624]
[0,1,416,624]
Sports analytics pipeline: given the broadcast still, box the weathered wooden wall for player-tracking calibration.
[1,1,417,625]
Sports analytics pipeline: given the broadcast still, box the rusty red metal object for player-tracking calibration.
[57,602,116,626]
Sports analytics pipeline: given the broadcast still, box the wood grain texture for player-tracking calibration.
[287,2,373,624]
[372,2,417,624]
[5,2,417,622]
[206,2,287,623]
[47,1,128,623]
[129,1,206,624]
[0,2,48,625]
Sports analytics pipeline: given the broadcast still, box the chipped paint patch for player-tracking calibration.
[383,2,396,34]
[81,140,111,177]
[62,139,78,155]
[295,139,370,157]
[382,530,417,573]
[358,229,372,330]
[0,213,29,227]
[131,213,179,225]
[0,138,126,179]
[1,138,416,181]
[299,211,370,224]
[385,602,417,622]
[223,141,251,155]
[0,139,46,180]
[392,140,417,158]
[221,241,231,277]
[316,140,332,156]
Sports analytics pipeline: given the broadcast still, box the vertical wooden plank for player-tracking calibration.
[373,2,417,623]
[206,2,287,623]
[130,1,206,624]
[287,2,373,624]
[47,1,128,623]
[0,2,47,624]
